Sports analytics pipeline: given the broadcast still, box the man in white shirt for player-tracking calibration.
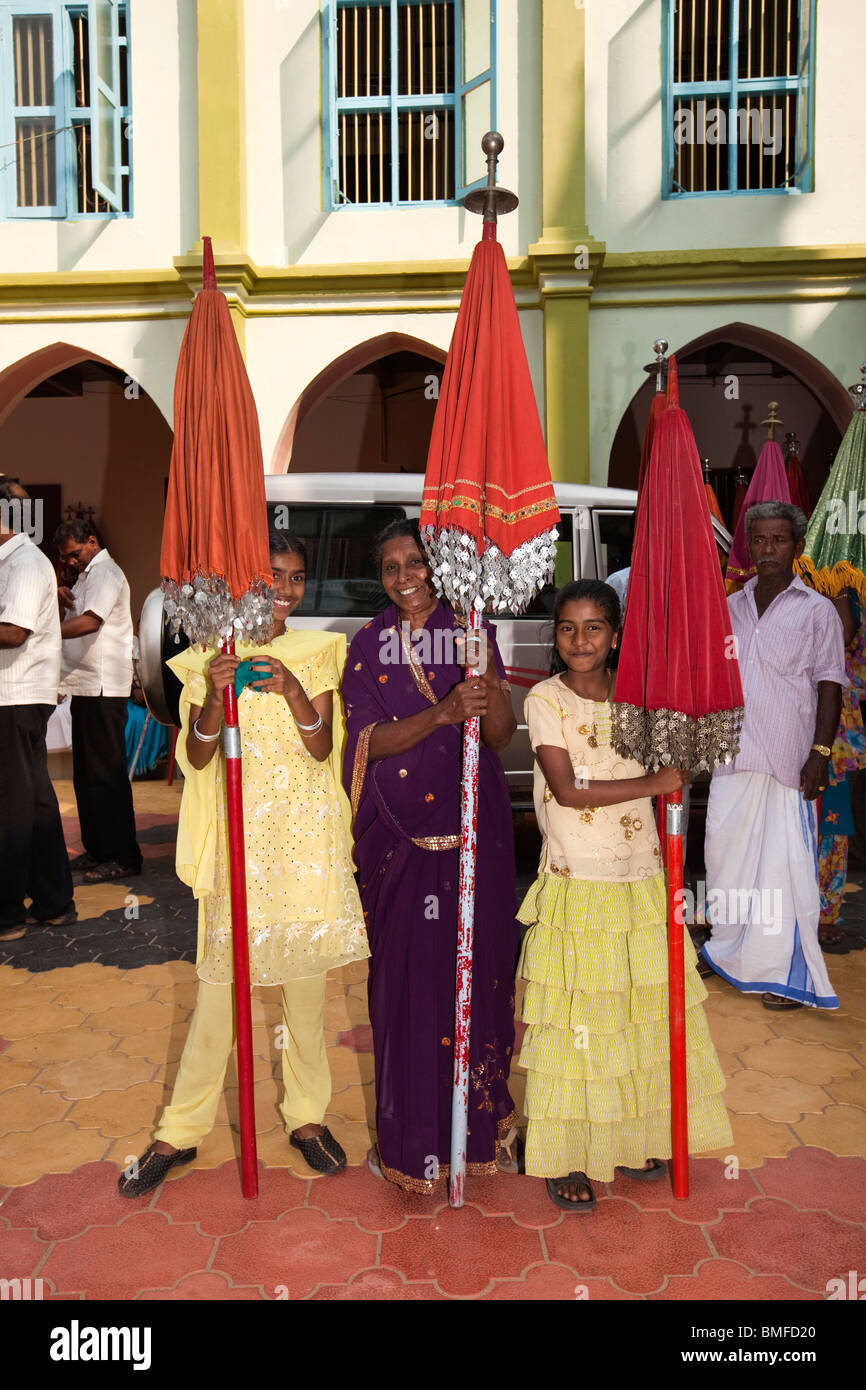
[0,480,75,942]
[55,519,141,882]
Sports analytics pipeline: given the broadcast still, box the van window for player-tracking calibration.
[266,504,405,616]
[593,510,635,581]
[497,514,574,619]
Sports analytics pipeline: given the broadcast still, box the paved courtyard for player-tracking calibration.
[1,780,865,1301]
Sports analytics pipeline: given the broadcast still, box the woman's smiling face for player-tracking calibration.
[379,535,437,620]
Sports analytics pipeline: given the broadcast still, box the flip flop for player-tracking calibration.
[617,1158,667,1181]
[820,933,850,955]
[82,860,142,884]
[761,993,803,1011]
[545,1172,596,1212]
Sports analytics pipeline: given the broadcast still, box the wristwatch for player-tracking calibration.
[811,743,832,758]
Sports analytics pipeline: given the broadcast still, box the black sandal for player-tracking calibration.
[117,1144,197,1198]
[84,860,142,884]
[617,1158,667,1181]
[761,993,803,1011]
[545,1172,596,1212]
[290,1126,346,1175]
[69,852,99,872]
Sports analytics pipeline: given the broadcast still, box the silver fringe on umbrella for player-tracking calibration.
[420,525,559,615]
[163,573,273,649]
[611,702,744,776]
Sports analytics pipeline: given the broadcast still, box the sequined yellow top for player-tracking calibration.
[526,674,662,882]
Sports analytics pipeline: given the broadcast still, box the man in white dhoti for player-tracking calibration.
[703,501,845,1011]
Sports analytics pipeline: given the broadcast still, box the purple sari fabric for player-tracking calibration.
[341,600,518,1192]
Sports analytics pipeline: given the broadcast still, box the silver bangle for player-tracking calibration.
[192,717,221,742]
[294,712,323,736]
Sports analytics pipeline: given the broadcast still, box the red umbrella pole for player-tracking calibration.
[449,607,481,1208]
[222,638,259,1199]
[666,789,689,1198]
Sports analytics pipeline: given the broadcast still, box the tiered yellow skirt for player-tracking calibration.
[517,871,732,1181]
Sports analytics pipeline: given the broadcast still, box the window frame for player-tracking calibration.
[661,0,815,200]
[0,0,131,221]
[321,0,497,211]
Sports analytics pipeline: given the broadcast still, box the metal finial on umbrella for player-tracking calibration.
[849,363,866,411]
[653,339,669,392]
[462,131,518,222]
[762,401,783,440]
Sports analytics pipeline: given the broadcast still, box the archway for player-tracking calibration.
[0,345,173,618]
[270,332,448,474]
[607,323,851,522]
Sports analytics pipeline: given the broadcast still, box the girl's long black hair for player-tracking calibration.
[268,528,307,568]
[549,579,622,676]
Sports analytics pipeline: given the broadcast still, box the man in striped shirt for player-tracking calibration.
[702,501,844,1010]
[0,479,75,942]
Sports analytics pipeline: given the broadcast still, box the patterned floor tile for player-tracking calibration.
[380,1205,543,1296]
[609,1156,762,1223]
[544,1198,712,1295]
[793,1103,866,1156]
[723,1070,831,1122]
[0,1085,71,1133]
[40,1210,214,1300]
[649,1258,821,1300]
[152,1161,308,1236]
[752,1146,866,1223]
[485,1265,642,1300]
[138,1272,263,1300]
[710,1199,865,1293]
[824,1069,866,1108]
[1,1161,138,1239]
[704,1111,800,1168]
[36,1052,157,1099]
[0,1121,109,1187]
[307,1267,443,1300]
[735,1037,863,1084]
[308,1164,432,1233]
[215,1207,378,1300]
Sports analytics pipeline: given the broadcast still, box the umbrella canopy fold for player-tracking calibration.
[420,228,559,613]
[161,239,272,646]
[612,357,744,773]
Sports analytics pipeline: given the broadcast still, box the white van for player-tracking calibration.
[141,472,731,807]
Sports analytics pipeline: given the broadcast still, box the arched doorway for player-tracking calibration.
[271,332,447,474]
[0,344,173,618]
[608,323,851,524]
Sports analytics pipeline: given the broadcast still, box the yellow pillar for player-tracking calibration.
[529,0,602,484]
[195,0,247,345]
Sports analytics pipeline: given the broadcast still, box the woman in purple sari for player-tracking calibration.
[342,520,520,1194]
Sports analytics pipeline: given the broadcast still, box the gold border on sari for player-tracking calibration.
[410,834,460,851]
[399,624,438,705]
[350,722,377,818]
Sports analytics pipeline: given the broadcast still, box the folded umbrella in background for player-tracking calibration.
[725,403,792,593]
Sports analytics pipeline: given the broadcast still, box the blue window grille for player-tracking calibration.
[0,0,131,219]
[322,0,496,208]
[662,0,814,198]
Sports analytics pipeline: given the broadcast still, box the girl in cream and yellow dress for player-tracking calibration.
[119,531,369,1196]
[517,580,731,1211]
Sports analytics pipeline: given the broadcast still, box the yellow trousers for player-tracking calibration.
[154,974,331,1149]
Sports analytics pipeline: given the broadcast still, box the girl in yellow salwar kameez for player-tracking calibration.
[518,580,731,1210]
[119,532,369,1197]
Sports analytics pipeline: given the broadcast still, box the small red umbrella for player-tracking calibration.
[160,237,272,1199]
[612,356,743,1199]
[420,134,559,1208]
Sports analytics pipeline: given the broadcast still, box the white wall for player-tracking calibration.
[586,0,866,252]
[0,0,198,274]
[246,302,545,470]
[244,0,541,268]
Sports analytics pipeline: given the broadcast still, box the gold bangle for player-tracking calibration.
[811,743,832,758]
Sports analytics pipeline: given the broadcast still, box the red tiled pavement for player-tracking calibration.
[709,1199,866,1293]
[308,1164,438,1233]
[485,1264,643,1300]
[544,1197,711,1295]
[215,1207,378,1300]
[649,1258,821,1301]
[611,1155,763,1223]
[0,1162,138,1241]
[337,1025,374,1053]
[752,1146,866,1224]
[309,1267,443,1300]
[40,1211,214,1300]
[380,1203,543,1296]
[152,1161,307,1237]
[139,1272,262,1300]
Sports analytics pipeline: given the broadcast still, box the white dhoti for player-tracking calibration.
[703,771,838,1010]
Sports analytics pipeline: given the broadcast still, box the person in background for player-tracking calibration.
[816,589,866,952]
[0,480,75,942]
[702,502,845,1010]
[55,519,141,883]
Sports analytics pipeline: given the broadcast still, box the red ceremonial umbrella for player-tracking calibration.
[725,404,791,593]
[612,356,744,1199]
[784,432,812,518]
[420,134,559,1208]
[160,237,272,1199]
